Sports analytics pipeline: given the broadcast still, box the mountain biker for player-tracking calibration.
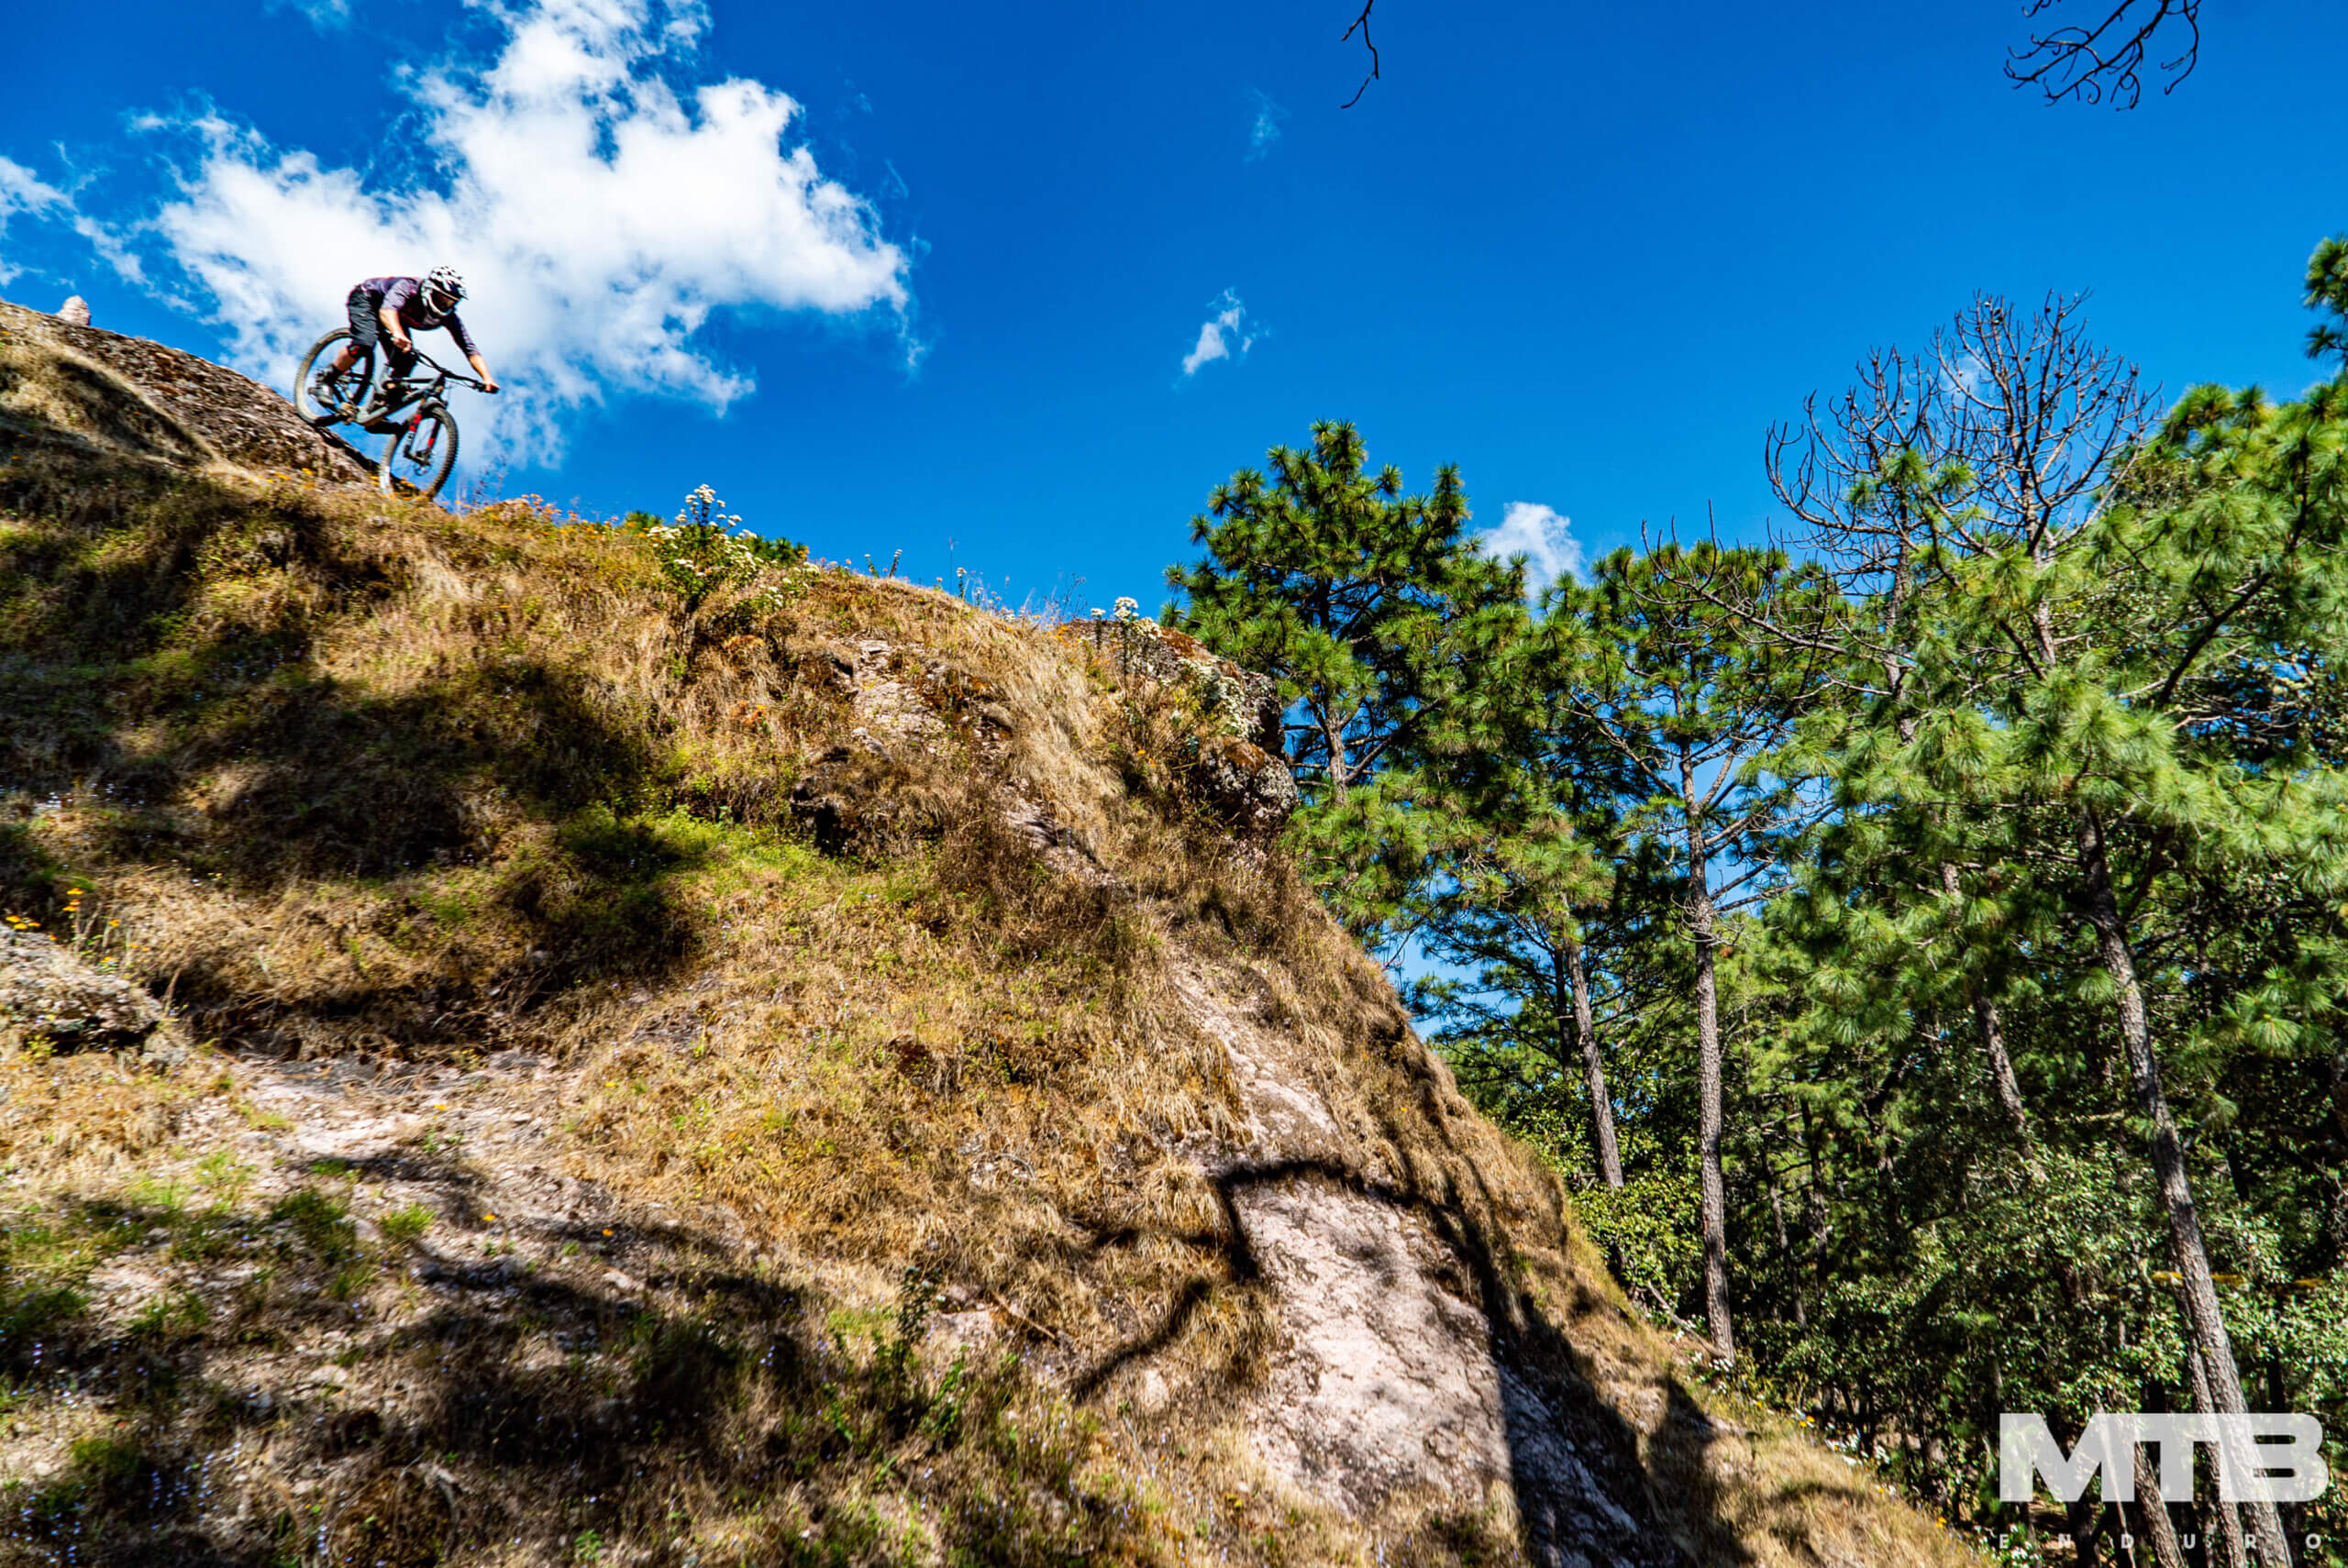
[313,266,499,407]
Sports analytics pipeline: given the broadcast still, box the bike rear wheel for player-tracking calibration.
[379,399,460,501]
[294,329,377,427]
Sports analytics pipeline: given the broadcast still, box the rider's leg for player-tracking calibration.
[318,286,379,392]
[359,344,420,425]
[343,286,378,363]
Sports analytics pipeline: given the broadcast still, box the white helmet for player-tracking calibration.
[423,265,466,309]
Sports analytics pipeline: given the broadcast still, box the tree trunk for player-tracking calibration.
[1797,1100,1827,1330]
[1321,707,1351,801]
[2066,1493,2103,1568]
[1936,858,2031,1139]
[1764,1165,1805,1326]
[2075,806,2292,1567]
[2186,1346,2251,1568]
[1687,819,1734,1364]
[1564,938,1623,1188]
[1903,699,2032,1143]
[2131,1442,2189,1568]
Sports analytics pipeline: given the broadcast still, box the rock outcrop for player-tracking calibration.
[1064,615,1300,834]
[1,926,167,1050]
[0,295,372,481]
[1064,615,1284,751]
[1189,731,1301,835]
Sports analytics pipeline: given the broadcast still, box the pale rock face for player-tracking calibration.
[1175,966,1678,1568]
[56,296,91,326]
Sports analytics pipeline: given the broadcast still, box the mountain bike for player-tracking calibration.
[293,330,495,501]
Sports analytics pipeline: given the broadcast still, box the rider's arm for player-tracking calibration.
[445,311,495,392]
[378,277,423,352]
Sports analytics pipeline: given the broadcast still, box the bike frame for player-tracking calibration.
[375,348,487,428]
[367,347,493,478]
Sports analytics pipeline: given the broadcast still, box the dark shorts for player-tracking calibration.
[346,286,415,377]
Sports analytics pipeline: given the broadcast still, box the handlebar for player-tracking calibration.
[402,347,497,392]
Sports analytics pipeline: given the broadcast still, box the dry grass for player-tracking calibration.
[0,447,1979,1566]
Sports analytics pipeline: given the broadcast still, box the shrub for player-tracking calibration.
[1575,1171,1703,1320]
[640,485,806,613]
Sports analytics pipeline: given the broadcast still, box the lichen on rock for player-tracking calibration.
[1063,615,1299,836]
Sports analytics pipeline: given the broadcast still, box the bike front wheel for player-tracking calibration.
[379,399,460,501]
[294,328,374,426]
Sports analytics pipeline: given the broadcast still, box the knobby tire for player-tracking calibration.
[379,400,460,501]
[294,328,373,427]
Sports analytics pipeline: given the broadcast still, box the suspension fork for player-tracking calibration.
[402,383,445,458]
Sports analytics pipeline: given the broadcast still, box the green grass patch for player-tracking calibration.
[0,1210,120,1364]
[67,1435,143,1483]
[269,1187,358,1264]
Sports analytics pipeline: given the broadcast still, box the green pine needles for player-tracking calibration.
[1165,419,1531,941]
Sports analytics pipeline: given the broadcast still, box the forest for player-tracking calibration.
[1165,241,2348,1565]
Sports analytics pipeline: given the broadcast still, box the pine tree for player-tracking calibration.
[1166,420,1530,940]
[1553,541,1835,1364]
[1874,371,2348,1566]
[1759,309,2108,1140]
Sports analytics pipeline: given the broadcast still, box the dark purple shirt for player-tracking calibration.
[359,276,480,359]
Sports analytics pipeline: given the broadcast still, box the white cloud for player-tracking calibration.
[128,0,910,458]
[1245,90,1286,161]
[266,0,355,29]
[0,157,67,216]
[1479,502,1583,592]
[1180,289,1254,376]
[0,155,150,292]
[0,157,70,284]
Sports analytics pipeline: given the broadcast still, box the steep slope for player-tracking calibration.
[0,299,372,484]
[0,306,1979,1568]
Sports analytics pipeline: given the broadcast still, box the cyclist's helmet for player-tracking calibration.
[422,265,466,314]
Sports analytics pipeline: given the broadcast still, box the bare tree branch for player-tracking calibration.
[1762,291,2155,701]
[2007,0,2203,108]
[1335,3,2207,114]
[1341,2,1380,108]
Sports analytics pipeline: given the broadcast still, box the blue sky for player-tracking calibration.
[3,0,2344,613]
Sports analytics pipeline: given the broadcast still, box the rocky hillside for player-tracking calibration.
[0,300,1980,1568]
[0,299,372,483]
